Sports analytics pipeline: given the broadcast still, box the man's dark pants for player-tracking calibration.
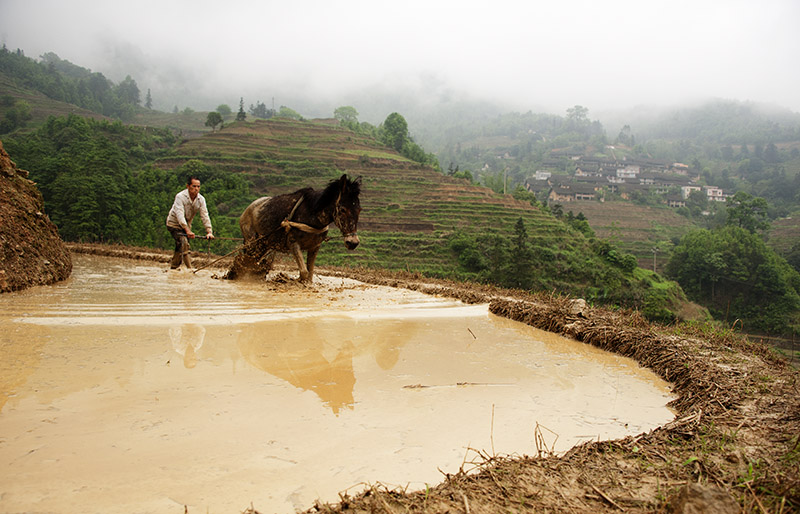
[167,227,192,269]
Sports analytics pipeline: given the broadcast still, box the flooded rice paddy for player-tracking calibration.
[0,255,675,513]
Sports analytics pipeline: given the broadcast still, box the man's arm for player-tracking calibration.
[199,196,213,239]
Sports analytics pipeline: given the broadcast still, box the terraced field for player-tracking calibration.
[564,201,694,272]
[153,118,573,274]
[769,214,800,254]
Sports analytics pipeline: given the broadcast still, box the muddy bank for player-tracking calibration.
[66,243,800,512]
[0,140,71,292]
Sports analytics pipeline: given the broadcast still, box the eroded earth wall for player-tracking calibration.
[0,139,71,292]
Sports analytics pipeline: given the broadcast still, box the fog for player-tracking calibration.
[2,0,799,121]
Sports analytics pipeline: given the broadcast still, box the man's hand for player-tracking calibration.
[186,230,196,239]
[206,233,215,240]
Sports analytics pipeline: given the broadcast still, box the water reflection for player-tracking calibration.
[0,255,675,514]
[169,324,206,368]
[237,319,411,414]
[0,322,47,411]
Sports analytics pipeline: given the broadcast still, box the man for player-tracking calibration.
[166,176,214,269]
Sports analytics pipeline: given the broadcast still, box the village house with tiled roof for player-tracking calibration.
[524,154,729,208]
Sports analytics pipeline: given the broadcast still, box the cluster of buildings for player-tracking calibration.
[524,155,731,208]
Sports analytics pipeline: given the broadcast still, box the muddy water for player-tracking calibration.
[0,255,674,513]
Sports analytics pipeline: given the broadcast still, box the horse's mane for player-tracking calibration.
[312,176,360,210]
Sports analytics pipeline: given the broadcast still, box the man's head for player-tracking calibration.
[186,176,201,199]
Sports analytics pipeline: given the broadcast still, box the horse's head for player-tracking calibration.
[333,174,362,250]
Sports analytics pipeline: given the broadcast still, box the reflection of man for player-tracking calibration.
[169,324,206,368]
[166,176,214,269]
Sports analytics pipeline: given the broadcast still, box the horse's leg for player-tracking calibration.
[291,242,310,282]
[305,246,320,283]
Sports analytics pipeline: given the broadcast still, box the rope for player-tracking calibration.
[192,242,251,273]
[191,194,340,274]
[281,219,329,234]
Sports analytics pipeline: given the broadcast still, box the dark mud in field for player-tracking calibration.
[50,245,800,512]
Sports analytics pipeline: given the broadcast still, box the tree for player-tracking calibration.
[278,106,302,120]
[720,144,734,160]
[236,97,246,121]
[764,142,780,164]
[512,185,538,207]
[205,111,223,132]
[334,106,359,124]
[449,232,486,273]
[249,101,274,119]
[216,104,232,116]
[486,234,509,286]
[616,124,634,146]
[666,225,800,334]
[115,75,140,105]
[482,170,506,194]
[452,169,473,182]
[507,218,535,289]
[686,189,708,218]
[726,191,769,234]
[566,105,590,131]
[0,100,32,133]
[145,89,152,109]
[382,112,408,152]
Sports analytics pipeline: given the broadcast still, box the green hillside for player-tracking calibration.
[568,201,694,272]
[0,71,108,125]
[156,118,579,271]
[0,57,695,321]
[134,117,690,321]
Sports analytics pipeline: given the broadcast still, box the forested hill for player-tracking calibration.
[0,47,141,125]
[625,100,800,143]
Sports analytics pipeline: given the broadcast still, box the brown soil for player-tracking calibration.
[0,140,71,292]
[63,243,800,513]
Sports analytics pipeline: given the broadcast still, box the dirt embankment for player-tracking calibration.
[0,140,71,292]
[63,243,800,513]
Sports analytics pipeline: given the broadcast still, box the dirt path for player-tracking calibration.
[66,243,800,513]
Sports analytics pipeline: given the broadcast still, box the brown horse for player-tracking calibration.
[228,174,361,282]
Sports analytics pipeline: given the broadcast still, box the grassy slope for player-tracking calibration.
[769,213,800,254]
[0,70,213,138]
[153,118,575,275]
[567,200,694,272]
[0,72,109,125]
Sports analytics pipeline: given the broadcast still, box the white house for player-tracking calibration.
[705,186,726,202]
[616,164,640,179]
[681,185,703,199]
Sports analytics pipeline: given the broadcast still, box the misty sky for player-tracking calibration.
[2,0,799,119]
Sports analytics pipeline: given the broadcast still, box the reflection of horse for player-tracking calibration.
[237,317,411,415]
[228,174,361,282]
[237,320,357,415]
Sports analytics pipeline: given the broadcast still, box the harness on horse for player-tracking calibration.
[279,196,328,235]
[192,193,349,274]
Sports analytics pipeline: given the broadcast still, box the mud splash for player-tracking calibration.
[0,255,675,513]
